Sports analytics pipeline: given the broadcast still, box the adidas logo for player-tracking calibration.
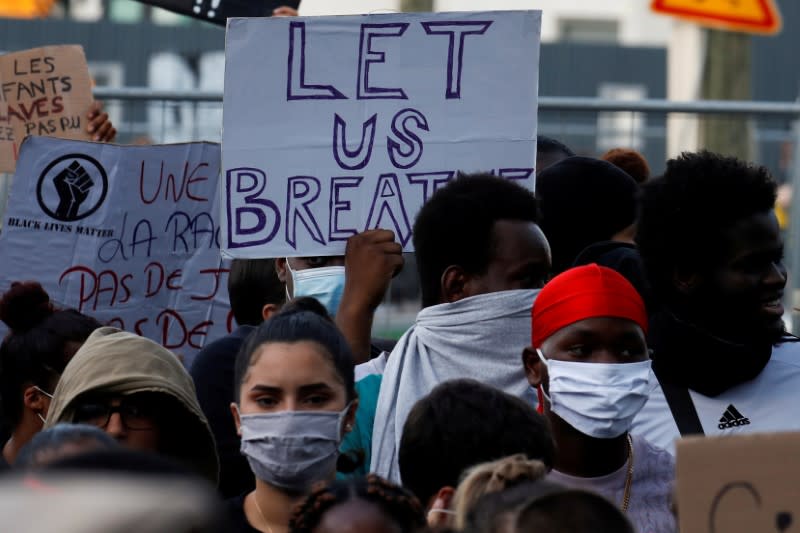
[718,404,751,430]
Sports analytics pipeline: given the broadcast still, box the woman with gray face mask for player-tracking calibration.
[226,297,359,533]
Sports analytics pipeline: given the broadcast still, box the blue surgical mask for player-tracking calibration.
[286,260,346,317]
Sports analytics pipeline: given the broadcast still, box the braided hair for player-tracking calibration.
[289,474,426,533]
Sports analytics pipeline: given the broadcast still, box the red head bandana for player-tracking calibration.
[531,264,648,348]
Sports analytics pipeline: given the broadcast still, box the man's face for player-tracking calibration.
[72,393,161,452]
[689,210,787,344]
[275,256,345,297]
[464,220,552,297]
[524,316,649,398]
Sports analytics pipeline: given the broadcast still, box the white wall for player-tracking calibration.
[299,0,672,46]
[299,0,401,16]
[436,0,671,45]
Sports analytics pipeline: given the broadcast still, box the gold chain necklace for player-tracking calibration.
[621,433,634,513]
[252,494,275,533]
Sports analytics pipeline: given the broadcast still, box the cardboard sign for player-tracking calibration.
[0,136,231,363]
[135,0,300,26]
[0,46,93,172]
[221,11,541,258]
[676,432,800,533]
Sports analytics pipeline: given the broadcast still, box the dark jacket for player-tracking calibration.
[191,325,256,498]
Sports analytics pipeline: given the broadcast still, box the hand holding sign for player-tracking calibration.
[273,5,298,16]
[343,229,404,312]
[336,229,404,363]
[86,101,117,142]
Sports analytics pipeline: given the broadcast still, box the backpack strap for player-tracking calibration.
[654,368,705,436]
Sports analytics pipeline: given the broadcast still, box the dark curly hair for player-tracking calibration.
[0,281,101,428]
[413,173,541,308]
[636,151,777,305]
[601,148,650,184]
[399,379,555,507]
[289,475,426,533]
[515,490,635,533]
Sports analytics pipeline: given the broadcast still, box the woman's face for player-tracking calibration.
[236,340,349,418]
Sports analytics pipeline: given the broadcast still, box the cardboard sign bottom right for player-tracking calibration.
[676,432,800,533]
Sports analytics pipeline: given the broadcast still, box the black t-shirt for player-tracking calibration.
[224,493,261,533]
[191,326,256,499]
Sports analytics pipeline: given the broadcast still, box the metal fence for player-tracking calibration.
[83,89,800,335]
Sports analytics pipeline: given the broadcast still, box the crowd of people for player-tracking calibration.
[0,122,795,532]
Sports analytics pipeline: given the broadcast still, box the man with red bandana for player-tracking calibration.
[522,264,675,533]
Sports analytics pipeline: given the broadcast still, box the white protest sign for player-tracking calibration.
[0,136,230,363]
[222,11,541,258]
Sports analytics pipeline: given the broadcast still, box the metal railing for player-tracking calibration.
[93,87,800,115]
[88,87,800,334]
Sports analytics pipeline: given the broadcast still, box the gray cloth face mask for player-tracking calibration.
[238,405,350,493]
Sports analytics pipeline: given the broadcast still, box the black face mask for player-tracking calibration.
[647,309,783,397]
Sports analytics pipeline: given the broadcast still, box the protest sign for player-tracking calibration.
[0,45,93,172]
[676,432,800,533]
[0,136,230,364]
[135,0,300,26]
[222,11,541,258]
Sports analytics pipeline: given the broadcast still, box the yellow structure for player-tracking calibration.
[0,0,55,18]
[652,0,782,35]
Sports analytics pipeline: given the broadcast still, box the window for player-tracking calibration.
[68,0,102,21]
[558,18,618,44]
[596,83,646,152]
[108,0,144,23]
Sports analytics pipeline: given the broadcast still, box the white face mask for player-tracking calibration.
[34,385,53,425]
[285,259,346,317]
[537,349,651,439]
[427,508,456,525]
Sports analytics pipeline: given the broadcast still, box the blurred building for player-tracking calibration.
[0,0,797,309]
[301,0,672,45]
[1,0,797,176]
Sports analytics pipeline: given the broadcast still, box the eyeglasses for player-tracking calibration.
[73,399,157,431]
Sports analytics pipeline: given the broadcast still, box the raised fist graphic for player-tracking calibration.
[54,160,94,220]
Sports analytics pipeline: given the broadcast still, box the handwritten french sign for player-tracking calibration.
[221,11,541,258]
[676,432,800,533]
[0,45,93,172]
[0,136,230,363]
